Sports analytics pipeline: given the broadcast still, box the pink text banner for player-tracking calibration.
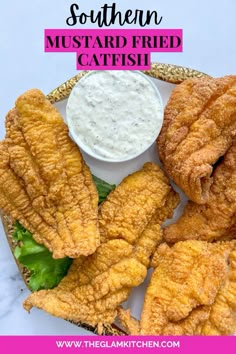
[44,29,182,70]
[0,335,235,354]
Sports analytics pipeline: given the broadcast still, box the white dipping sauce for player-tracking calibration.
[66,71,163,162]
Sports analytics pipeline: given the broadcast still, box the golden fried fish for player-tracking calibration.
[164,141,236,243]
[23,163,179,332]
[99,162,179,244]
[118,240,236,335]
[157,75,236,204]
[1,89,99,259]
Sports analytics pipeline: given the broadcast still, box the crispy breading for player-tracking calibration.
[1,89,99,259]
[157,75,236,204]
[164,141,236,243]
[99,162,178,244]
[23,163,179,331]
[24,240,146,327]
[118,241,236,335]
[133,189,179,267]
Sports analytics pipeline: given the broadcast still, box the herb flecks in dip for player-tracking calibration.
[66,71,163,162]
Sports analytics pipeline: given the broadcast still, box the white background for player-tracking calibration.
[0,0,235,335]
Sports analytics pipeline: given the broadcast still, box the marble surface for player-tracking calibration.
[0,0,235,335]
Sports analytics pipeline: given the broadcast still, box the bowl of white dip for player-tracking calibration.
[66,70,164,162]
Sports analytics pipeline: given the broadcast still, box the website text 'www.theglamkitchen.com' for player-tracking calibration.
[55,339,180,349]
[1,336,235,354]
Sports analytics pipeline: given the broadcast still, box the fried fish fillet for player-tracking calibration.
[23,163,179,332]
[157,75,236,204]
[99,162,179,244]
[164,141,236,243]
[0,89,99,259]
[118,240,236,335]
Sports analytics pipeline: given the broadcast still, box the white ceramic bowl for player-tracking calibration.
[66,70,164,163]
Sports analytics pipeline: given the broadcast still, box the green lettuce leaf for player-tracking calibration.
[92,174,115,204]
[13,221,73,291]
[13,175,115,291]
